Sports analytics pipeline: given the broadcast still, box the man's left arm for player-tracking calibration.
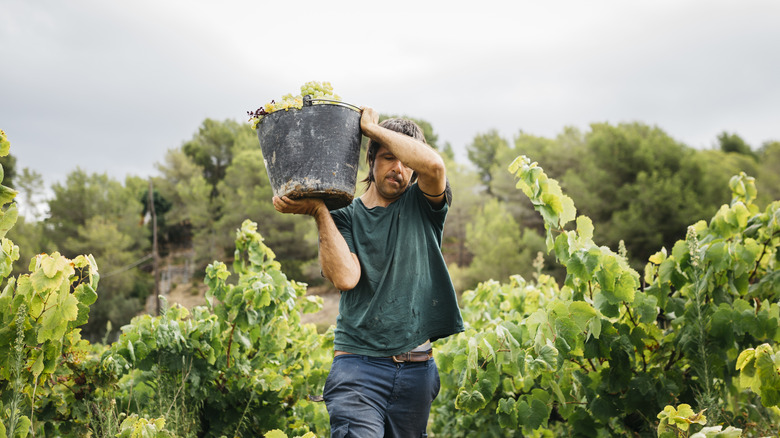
[361,107,447,207]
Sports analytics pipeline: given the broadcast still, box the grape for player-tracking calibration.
[248,81,343,129]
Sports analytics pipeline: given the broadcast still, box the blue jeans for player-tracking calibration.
[323,354,441,438]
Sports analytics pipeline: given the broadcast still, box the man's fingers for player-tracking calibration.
[273,196,291,212]
[273,195,323,216]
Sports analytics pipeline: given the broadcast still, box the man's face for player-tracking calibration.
[372,145,414,200]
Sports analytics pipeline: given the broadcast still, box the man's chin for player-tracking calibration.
[379,182,407,199]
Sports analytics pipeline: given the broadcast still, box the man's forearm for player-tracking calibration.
[273,195,360,290]
[314,209,361,291]
[362,122,445,182]
[360,108,447,197]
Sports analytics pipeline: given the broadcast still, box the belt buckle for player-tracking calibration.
[392,352,410,363]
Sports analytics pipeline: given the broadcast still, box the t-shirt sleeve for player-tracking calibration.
[330,207,355,254]
[412,182,450,226]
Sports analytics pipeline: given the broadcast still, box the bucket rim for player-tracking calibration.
[257,99,361,128]
[307,97,361,112]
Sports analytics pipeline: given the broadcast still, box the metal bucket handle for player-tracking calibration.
[303,95,361,112]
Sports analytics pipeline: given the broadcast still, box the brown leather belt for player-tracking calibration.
[334,349,433,363]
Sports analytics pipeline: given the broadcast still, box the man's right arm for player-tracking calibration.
[273,196,361,291]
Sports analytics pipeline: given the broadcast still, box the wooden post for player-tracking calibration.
[148,180,160,316]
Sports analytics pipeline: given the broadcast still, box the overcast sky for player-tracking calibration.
[2,0,779,195]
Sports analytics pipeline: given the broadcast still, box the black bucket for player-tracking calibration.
[257,97,362,210]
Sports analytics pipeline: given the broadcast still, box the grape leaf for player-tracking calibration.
[75,283,98,306]
[0,203,18,239]
[613,272,637,303]
[736,348,756,371]
[0,185,17,207]
[31,349,44,378]
[41,253,70,278]
[37,294,79,343]
[569,301,597,332]
[518,397,549,430]
[632,292,658,324]
[455,388,487,413]
[576,216,594,242]
[496,397,518,428]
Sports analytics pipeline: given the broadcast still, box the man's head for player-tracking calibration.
[363,118,426,193]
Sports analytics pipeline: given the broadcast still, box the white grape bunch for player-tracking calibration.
[248,81,342,129]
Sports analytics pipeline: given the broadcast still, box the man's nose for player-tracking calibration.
[390,159,404,173]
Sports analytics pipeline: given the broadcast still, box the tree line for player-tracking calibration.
[5,117,779,341]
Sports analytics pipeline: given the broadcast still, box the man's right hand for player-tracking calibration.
[273,196,326,217]
[360,106,380,136]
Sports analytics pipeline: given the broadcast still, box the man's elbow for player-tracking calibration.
[432,154,446,174]
[425,155,446,181]
[333,275,359,291]
[328,267,360,291]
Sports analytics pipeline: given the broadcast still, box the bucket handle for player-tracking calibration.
[303,95,361,112]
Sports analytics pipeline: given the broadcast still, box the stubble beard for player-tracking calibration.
[378,173,408,200]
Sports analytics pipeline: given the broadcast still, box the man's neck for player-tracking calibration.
[359,185,403,209]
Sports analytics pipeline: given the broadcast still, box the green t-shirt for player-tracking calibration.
[330,183,464,356]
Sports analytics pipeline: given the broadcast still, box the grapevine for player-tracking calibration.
[248,81,342,129]
[431,156,780,437]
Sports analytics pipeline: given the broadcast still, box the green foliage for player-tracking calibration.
[440,151,487,271]
[6,168,50,279]
[756,141,780,204]
[0,130,9,156]
[657,404,743,438]
[432,156,780,436]
[509,155,576,249]
[214,149,317,281]
[157,120,319,281]
[0,250,100,436]
[42,169,149,340]
[4,117,780,436]
[2,131,330,436]
[564,122,715,267]
[153,149,213,261]
[115,414,179,438]
[0,132,18,209]
[1,218,330,437]
[263,429,316,438]
[462,198,545,288]
[467,129,510,189]
[718,131,755,158]
[379,114,441,151]
[737,344,780,408]
[476,123,768,275]
[181,118,256,200]
[46,170,147,252]
[67,216,148,339]
[0,155,17,191]
[657,403,707,436]
[102,220,331,437]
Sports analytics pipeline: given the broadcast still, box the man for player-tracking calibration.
[273,107,464,437]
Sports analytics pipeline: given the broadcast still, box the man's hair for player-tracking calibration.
[362,118,427,188]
